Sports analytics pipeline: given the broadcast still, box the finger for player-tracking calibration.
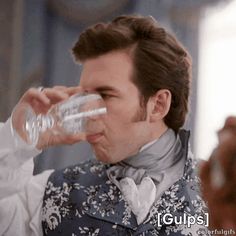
[20,87,69,114]
[62,133,86,144]
[64,86,83,96]
[53,86,68,91]
[51,86,83,96]
[21,88,50,105]
[31,99,52,114]
[42,88,69,104]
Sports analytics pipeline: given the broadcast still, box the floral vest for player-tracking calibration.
[42,130,209,236]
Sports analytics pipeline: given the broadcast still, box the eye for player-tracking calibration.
[100,93,112,99]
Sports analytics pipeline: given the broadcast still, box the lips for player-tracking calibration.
[86,132,104,143]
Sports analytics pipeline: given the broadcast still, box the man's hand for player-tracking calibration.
[12,86,86,150]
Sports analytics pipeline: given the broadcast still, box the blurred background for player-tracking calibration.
[0,0,233,173]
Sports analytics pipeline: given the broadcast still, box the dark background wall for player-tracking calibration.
[0,0,229,173]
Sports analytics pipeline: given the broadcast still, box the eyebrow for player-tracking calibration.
[94,86,120,94]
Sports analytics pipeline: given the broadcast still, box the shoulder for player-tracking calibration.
[145,157,209,235]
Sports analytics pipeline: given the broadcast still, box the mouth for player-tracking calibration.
[86,132,104,144]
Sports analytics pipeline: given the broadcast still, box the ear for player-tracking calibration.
[148,89,172,122]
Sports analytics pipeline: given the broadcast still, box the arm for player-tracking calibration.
[0,118,41,166]
[0,119,52,236]
[0,86,85,236]
[0,118,42,199]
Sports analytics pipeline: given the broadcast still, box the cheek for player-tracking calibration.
[106,98,140,117]
[103,101,145,140]
[104,114,131,136]
[103,117,140,147]
[106,103,137,125]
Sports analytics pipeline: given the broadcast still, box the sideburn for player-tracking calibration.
[131,96,147,122]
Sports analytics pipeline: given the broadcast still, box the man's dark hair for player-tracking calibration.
[72,15,192,132]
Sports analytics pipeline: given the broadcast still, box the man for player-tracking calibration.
[0,15,208,235]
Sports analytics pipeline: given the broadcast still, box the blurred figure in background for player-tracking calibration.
[200,116,236,234]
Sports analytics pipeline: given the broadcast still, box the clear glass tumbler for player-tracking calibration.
[11,93,107,147]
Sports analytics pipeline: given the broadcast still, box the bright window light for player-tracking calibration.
[195,1,236,160]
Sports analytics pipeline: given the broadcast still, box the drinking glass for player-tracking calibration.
[11,93,107,147]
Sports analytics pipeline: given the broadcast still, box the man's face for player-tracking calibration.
[79,51,152,163]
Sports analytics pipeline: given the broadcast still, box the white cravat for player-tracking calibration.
[119,176,156,224]
[106,129,185,225]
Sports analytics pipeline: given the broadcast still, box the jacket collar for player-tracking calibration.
[143,129,201,228]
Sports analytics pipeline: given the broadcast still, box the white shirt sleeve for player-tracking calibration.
[0,119,54,236]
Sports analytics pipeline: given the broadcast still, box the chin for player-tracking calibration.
[93,148,111,163]
[92,145,123,164]
[93,150,119,164]
[95,155,112,164]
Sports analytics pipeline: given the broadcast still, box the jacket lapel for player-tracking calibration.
[83,177,138,230]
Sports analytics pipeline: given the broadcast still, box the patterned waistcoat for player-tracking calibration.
[42,130,209,236]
